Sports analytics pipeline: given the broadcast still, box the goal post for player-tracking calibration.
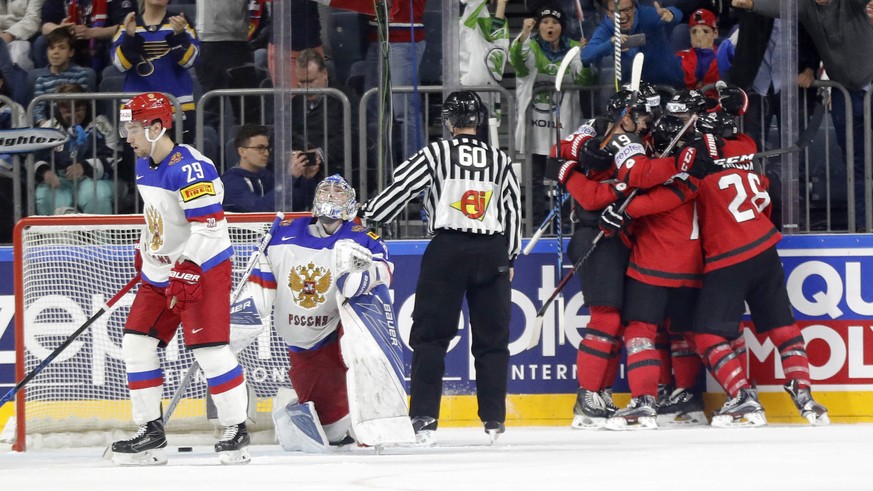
[10,213,307,451]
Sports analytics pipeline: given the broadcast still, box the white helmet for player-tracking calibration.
[312,174,357,221]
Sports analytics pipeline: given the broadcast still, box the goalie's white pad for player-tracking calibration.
[272,401,330,453]
[229,296,266,353]
[338,284,415,446]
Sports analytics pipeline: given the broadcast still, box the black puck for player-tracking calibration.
[178,447,193,452]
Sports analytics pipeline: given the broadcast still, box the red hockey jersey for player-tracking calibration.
[625,177,704,288]
[692,133,780,272]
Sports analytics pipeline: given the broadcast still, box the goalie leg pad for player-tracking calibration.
[122,334,164,425]
[192,346,248,426]
[273,401,330,453]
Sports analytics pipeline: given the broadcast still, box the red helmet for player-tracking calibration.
[120,92,173,130]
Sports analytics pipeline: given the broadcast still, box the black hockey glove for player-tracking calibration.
[675,134,722,179]
[717,83,748,116]
[579,137,614,172]
[599,202,631,238]
[545,157,580,185]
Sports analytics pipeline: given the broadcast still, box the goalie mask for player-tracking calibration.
[313,174,358,222]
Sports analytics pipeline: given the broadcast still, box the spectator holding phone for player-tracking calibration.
[286,149,322,212]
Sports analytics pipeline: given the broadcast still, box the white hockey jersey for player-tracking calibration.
[136,144,233,287]
[247,218,392,350]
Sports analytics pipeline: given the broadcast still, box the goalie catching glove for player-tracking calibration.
[166,260,202,314]
[599,202,631,238]
[333,239,377,298]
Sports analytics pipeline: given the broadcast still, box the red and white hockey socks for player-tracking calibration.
[193,346,249,425]
[624,321,660,397]
[696,333,751,398]
[768,324,811,388]
[576,306,622,392]
[122,334,164,425]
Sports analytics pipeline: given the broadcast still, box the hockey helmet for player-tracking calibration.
[119,92,173,138]
[313,174,358,222]
[665,89,708,117]
[606,88,649,123]
[442,91,484,130]
[696,111,738,138]
[638,82,663,119]
[651,114,689,155]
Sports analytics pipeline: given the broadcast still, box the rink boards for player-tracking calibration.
[2,234,873,428]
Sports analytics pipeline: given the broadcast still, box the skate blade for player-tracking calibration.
[487,429,502,445]
[805,411,830,426]
[571,415,607,430]
[710,411,767,428]
[111,448,168,466]
[657,411,708,426]
[218,448,251,465]
[605,416,657,431]
[399,430,436,448]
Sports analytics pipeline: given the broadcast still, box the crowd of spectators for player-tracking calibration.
[0,0,872,241]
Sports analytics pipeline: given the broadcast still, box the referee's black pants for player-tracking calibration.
[408,230,512,425]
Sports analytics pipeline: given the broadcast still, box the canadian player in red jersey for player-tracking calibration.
[681,106,829,427]
[546,86,660,429]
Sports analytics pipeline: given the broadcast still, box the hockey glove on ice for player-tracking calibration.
[545,157,579,185]
[599,202,631,238]
[166,260,202,314]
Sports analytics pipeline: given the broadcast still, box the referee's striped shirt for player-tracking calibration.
[363,135,522,261]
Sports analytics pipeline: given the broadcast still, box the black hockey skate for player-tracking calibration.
[657,388,707,426]
[215,422,251,465]
[483,421,505,444]
[784,380,830,426]
[410,416,437,447]
[111,418,168,466]
[606,395,658,431]
[711,388,767,428]
[599,388,619,417]
[655,384,672,408]
[571,388,609,430]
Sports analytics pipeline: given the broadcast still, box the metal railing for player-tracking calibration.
[22,92,185,218]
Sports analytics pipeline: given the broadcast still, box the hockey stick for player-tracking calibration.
[526,108,693,350]
[753,102,824,162]
[523,193,569,255]
[598,52,644,150]
[613,0,621,91]
[1,273,141,409]
[162,211,285,425]
[550,45,581,338]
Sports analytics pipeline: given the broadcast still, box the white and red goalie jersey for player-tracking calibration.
[244,218,393,350]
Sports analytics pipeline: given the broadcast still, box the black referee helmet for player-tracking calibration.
[442,91,485,130]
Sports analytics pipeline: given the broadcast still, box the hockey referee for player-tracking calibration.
[361,91,522,446]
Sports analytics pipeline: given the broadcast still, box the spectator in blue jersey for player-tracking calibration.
[110,0,200,143]
[221,124,276,213]
[582,0,685,88]
[31,27,95,125]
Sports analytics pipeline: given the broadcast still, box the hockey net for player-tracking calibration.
[9,213,307,451]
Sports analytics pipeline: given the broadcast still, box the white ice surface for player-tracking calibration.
[1,424,870,491]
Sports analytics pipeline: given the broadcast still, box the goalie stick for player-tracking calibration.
[162,211,285,425]
[1,273,141,409]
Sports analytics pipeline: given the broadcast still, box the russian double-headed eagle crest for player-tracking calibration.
[288,262,332,309]
[144,206,164,251]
